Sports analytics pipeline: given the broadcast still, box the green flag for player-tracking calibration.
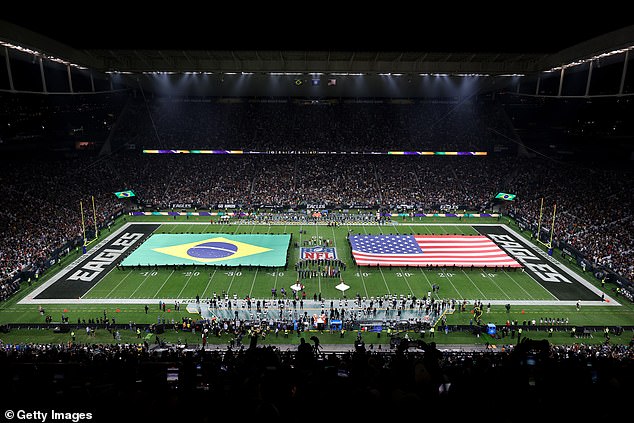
[495,192,516,201]
[114,190,136,198]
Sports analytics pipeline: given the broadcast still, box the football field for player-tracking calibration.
[21,218,611,307]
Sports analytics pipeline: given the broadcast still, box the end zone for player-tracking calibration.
[20,223,159,303]
[474,224,616,305]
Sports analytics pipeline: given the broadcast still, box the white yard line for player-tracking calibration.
[201,269,217,298]
[506,269,553,300]
[23,298,596,306]
[315,223,321,293]
[359,225,378,298]
[274,222,286,289]
[128,272,154,298]
[479,269,512,300]
[460,268,493,300]
[176,267,198,299]
[397,268,415,296]
[378,268,391,294]
[295,223,303,288]
[442,271,464,300]
[103,269,134,298]
[153,269,176,298]
[417,267,435,294]
[226,271,238,296]
[248,269,259,297]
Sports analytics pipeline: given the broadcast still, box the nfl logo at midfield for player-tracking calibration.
[301,246,337,260]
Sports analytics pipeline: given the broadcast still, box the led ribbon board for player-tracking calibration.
[143,150,487,156]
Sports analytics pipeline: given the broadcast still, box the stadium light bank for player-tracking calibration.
[546,45,634,72]
[0,40,88,69]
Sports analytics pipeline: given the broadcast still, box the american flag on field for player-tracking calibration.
[348,235,521,267]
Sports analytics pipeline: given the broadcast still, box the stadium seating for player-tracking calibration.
[0,337,632,418]
[0,94,632,302]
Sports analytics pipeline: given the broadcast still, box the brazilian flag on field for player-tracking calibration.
[114,190,136,198]
[121,234,291,267]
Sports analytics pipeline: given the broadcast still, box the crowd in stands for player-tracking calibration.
[0,91,126,150]
[508,160,634,281]
[1,154,631,301]
[0,156,126,298]
[0,93,633,418]
[0,334,632,418]
[108,97,514,152]
[0,95,633,302]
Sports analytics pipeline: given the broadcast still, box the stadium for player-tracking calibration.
[0,11,633,420]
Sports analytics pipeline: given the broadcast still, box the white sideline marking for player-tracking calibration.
[18,222,618,306]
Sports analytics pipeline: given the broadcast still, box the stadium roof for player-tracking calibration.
[1,12,633,76]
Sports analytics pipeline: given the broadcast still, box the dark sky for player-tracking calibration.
[2,6,631,53]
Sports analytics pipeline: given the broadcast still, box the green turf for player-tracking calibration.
[2,214,633,347]
[84,222,552,302]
